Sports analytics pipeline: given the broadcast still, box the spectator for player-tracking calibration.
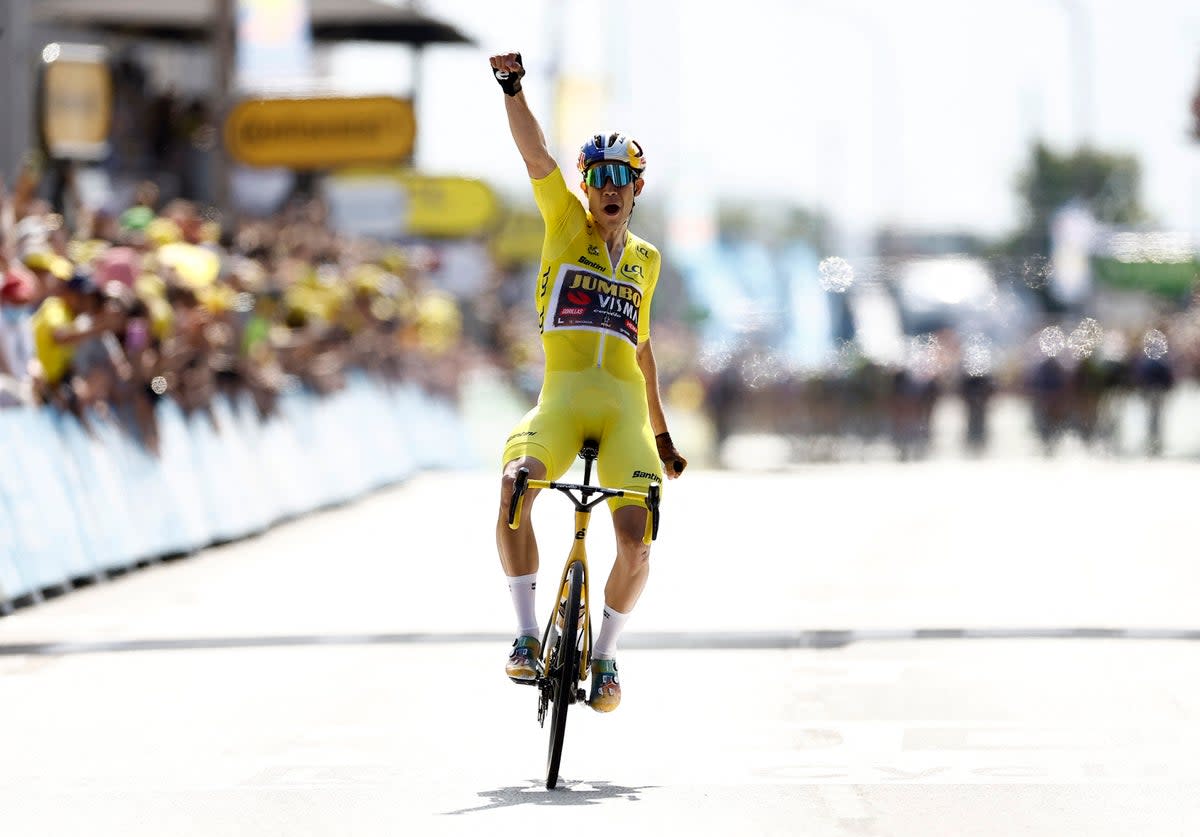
[1,260,41,405]
[1131,330,1174,457]
[961,367,995,456]
[119,181,159,234]
[29,270,122,414]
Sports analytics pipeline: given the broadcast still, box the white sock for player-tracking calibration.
[592,605,631,660]
[507,573,539,638]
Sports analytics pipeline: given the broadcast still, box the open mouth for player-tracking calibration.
[603,203,621,216]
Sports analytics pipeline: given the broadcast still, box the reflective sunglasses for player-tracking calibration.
[584,162,636,188]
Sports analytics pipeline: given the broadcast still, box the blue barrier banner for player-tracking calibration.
[87,412,157,562]
[0,378,472,608]
[155,399,214,554]
[0,409,93,588]
[211,400,260,540]
[189,408,239,542]
[0,479,31,601]
[52,411,121,572]
[230,394,277,531]
[273,392,325,513]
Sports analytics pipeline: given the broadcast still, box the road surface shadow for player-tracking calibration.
[442,779,654,816]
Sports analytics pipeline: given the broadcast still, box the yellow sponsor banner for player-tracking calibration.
[491,210,545,266]
[393,172,499,237]
[225,97,415,168]
[40,43,113,160]
[330,170,499,237]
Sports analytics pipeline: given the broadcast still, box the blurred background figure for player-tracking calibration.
[1131,328,1175,456]
[1026,331,1070,458]
[960,366,995,457]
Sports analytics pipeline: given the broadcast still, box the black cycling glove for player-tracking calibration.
[493,53,525,97]
[655,432,687,476]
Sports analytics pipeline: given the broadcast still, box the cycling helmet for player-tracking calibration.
[577,132,647,176]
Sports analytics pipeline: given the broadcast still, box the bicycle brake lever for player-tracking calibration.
[642,483,661,544]
[508,468,529,529]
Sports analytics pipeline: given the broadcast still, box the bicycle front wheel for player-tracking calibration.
[545,560,583,790]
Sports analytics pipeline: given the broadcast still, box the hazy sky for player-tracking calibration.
[329,0,1200,240]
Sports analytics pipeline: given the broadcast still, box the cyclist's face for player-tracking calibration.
[581,168,643,227]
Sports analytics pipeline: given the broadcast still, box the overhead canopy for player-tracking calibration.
[33,0,474,46]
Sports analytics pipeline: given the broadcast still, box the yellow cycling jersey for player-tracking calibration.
[501,167,665,499]
[530,167,661,382]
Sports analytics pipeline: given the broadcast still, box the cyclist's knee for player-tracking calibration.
[615,535,650,568]
[612,507,650,565]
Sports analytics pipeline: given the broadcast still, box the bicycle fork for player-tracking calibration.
[540,508,593,702]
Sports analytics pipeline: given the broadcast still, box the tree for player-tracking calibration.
[1191,85,1200,140]
[1010,142,1146,258]
[716,201,830,251]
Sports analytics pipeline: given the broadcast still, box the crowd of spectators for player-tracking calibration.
[6,151,1193,467]
[0,171,466,457]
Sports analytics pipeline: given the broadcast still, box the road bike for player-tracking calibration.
[506,438,660,790]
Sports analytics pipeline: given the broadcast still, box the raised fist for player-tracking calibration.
[490,52,525,96]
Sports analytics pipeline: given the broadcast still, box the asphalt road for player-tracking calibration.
[1,461,1198,836]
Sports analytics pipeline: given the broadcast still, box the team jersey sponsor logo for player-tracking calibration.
[621,263,644,281]
[588,244,601,256]
[506,430,538,441]
[546,266,643,345]
[631,469,660,481]
[636,245,651,260]
[578,255,607,272]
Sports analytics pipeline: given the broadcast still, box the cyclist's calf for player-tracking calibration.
[606,505,651,612]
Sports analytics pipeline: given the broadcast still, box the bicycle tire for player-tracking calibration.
[545,560,583,789]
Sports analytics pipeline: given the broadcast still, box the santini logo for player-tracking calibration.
[631,470,660,481]
[578,256,607,272]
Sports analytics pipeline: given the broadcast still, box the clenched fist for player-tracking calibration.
[490,52,525,96]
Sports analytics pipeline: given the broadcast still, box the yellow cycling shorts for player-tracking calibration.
[501,367,663,510]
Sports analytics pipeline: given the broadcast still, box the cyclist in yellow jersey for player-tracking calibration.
[490,52,687,713]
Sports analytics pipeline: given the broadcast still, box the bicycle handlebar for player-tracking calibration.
[506,470,661,544]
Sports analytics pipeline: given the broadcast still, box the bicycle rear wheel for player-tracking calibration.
[545,560,583,789]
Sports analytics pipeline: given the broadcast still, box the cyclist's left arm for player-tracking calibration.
[637,338,687,478]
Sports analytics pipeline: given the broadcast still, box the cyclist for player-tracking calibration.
[490,52,687,713]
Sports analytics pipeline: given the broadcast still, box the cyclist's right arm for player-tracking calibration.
[490,52,556,180]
